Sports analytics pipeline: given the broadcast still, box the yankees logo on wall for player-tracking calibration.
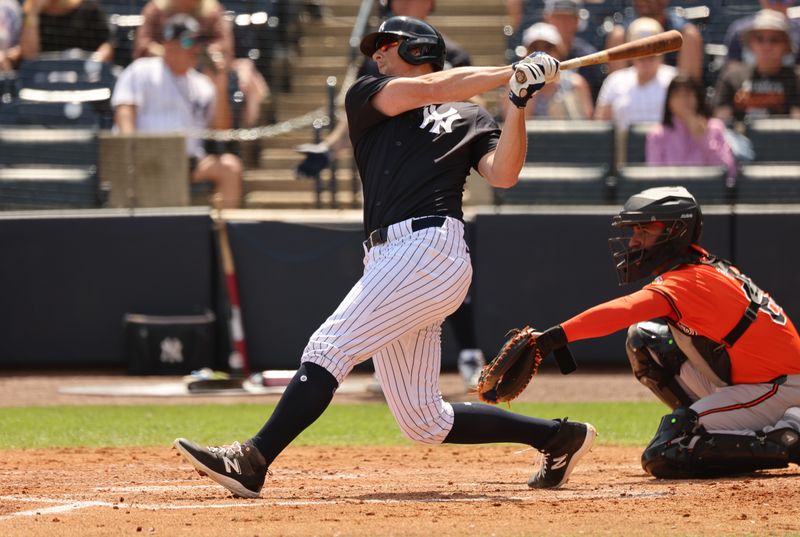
[420,105,462,134]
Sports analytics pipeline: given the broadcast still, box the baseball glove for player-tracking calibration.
[477,325,574,404]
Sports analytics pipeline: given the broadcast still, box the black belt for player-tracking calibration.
[365,216,446,251]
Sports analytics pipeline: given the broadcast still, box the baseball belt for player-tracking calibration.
[365,216,447,251]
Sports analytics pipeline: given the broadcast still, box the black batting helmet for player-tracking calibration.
[608,186,703,285]
[360,16,446,71]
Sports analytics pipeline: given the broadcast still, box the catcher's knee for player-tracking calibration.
[641,408,799,478]
[626,322,692,409]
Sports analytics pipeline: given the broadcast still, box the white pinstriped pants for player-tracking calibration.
[302,216,472,444]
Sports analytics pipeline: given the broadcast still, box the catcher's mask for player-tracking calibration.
[360,16,446,71]
[609,186,703,285]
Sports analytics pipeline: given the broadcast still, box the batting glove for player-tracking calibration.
[508,52,560,109]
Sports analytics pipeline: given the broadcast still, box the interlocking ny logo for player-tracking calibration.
[223,456,242,474]
[159,337,184,364]
[420,105,461,134]
[551,454,568,470]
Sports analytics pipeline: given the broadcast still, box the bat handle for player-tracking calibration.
[553,346,577,375]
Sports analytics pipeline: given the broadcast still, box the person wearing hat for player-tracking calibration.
[112,14,243,208]
[507,0,604,99]
[604,0,703,81]
[595,17,678,131]
[134,0,269,129]
[714,9,800,124]
[723,0,800,70]
[508,21,593,119]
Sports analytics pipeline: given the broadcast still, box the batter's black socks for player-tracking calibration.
[443,402,560,449]
[249,361,338,467]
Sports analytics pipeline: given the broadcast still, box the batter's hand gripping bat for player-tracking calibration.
[559,30,683,71]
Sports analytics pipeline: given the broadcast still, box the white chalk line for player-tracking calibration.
[0,485,670,521]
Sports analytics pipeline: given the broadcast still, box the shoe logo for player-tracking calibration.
[551,454,568,470]
[223,456,241,475]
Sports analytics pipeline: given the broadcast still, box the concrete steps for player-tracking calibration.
[243,0,509,210]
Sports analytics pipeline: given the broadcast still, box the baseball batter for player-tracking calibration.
[525,186,800,477]
[174,16,596,498]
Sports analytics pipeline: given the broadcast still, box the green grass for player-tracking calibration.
[0,401,667,449]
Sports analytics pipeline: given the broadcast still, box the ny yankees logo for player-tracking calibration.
[420,105,461,134]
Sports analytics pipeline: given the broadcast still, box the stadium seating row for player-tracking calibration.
[494,118,800,206]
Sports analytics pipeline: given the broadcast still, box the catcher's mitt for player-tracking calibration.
[476,326,542,404]
[477,325,575,404]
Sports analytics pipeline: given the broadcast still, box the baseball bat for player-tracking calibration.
[559,30,683,71]
[212,195,251,376]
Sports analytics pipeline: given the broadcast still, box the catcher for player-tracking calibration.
[481,186,800,478]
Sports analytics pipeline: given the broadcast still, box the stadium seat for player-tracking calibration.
[736,164,800,204]
[615,165,729,204]
[0,127,98,167]
[745,118,800,162]
[495,164,609,205]
[626,122,658,164]
[0,166,100,209]
[0,100,103,127]
[495,120,614,204]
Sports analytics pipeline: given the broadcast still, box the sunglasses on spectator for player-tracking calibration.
[375,36,402,53]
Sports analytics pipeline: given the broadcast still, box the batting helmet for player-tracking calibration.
[360,16,446,71]
[608,186,703,285]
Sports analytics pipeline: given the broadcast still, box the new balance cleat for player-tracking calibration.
[528,420,597,489]
[174,438,268,498]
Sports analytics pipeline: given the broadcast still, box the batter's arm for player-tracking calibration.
[371,66,513,117]
[477,106,526,188]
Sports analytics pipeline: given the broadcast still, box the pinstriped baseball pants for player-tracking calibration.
[302,216,472,444]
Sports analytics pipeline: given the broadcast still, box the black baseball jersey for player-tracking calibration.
[345,74,500,236]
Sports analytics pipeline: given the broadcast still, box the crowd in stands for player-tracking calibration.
[2,0,800,209]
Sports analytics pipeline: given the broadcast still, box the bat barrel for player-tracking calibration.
[559,30,682,71]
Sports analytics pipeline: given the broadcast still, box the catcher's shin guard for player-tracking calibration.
[642,408,800,478]
[626,322,693,409]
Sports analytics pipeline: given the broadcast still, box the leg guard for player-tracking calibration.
[626,321,693,409]
[642,408,800,478]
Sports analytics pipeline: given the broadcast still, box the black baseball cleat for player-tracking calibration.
[528,419,597,489]
[174,438,268,498]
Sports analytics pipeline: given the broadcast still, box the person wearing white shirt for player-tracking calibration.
[112,14,242,208]
[594,17,678,131]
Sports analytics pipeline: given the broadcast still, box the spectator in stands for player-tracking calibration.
[595,17,677,131]
[714,9,800,124]
[0,0,22,71]
[604,0,703,81]
[724,0,800,69]
[135,0,268,128]
[112,14,243,208]
[647,75,737,180]
[513,21,593,119]
[19,0,112,62]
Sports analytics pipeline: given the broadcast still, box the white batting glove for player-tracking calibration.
[508,52,560,109]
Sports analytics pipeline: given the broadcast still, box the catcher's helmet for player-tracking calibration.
[609,186,703,285]
[360,16,446,71]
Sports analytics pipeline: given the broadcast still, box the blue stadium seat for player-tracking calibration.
[745,118,800,163]
[626,122,659,164]
[737,164,800,204]
[0,127,98,167]
[0,100,103,127]
[0,166,100,209]
[616,165,729,204]
[494,120,614,204]
[495,164,610,205]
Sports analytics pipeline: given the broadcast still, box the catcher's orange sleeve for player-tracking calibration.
[561,289,674,342]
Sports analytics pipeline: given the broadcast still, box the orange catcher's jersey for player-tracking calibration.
[644,261,800,384]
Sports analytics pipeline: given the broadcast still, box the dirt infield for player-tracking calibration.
[1,372,799,536]
[1,445,799,536]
